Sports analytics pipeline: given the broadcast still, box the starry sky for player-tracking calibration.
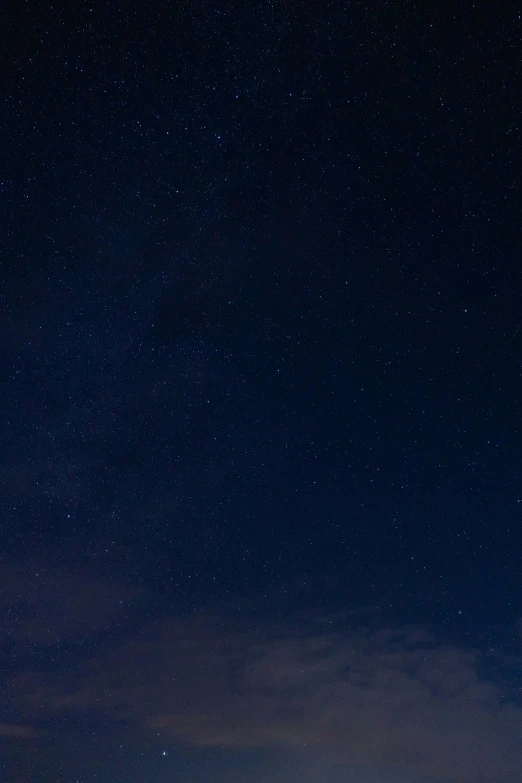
[1,2,521,781]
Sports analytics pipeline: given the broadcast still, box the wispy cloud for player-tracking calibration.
[14,607,522,782]
[0,723,37,738]
[0,558,144,643]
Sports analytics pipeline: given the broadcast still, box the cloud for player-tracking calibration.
[15,609,522,782]
[0,558,144,643]
[0,723,37,738]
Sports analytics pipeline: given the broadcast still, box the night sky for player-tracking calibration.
[1,2,521,781]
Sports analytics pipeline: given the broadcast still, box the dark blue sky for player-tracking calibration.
[1,1,521,781]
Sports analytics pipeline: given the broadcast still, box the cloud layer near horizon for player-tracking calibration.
[10,600,522,783]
